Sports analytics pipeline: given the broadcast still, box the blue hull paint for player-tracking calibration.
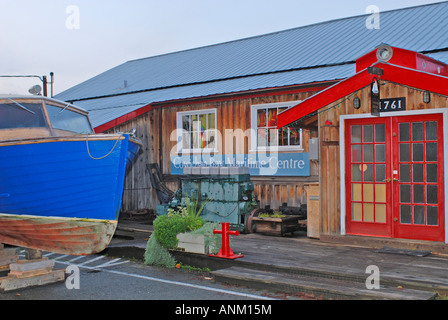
[0,134,136,221]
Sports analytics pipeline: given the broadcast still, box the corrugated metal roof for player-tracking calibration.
[78,63,355,127]
[55,2,448,128]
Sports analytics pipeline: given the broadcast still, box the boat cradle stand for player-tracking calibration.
[0,246,65,292]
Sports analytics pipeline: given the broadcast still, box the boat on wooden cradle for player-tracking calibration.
[0,95,142,255]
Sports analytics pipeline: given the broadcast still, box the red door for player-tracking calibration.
[345,114,445,242]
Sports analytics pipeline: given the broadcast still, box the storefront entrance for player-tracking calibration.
[344,113,445,242]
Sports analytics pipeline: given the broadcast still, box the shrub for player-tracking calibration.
[144,233,177,268]
[153,211,205,249]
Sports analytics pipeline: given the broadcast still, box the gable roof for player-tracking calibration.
[277,46,448,128]
[55,2,448,130]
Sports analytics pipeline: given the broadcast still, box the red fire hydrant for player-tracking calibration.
[209,222,244,260]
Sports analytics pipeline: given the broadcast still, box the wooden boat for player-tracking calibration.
[0,95,142,255]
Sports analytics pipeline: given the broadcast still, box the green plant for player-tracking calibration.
[260,210,286,218]
[144,233,177,268]
[184,195,210,218]
[154,212,205,249]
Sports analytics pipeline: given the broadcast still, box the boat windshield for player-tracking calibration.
[0,102,47,129]
[46,104,93,134]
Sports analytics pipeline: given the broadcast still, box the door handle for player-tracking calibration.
[394,218,398,222]
[382,178,391,183]
[393,178,400,182]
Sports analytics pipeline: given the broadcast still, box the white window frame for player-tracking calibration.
[176,108,218,154]
[250,101,303,152]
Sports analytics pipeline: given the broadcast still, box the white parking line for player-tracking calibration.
[53,257,276,300]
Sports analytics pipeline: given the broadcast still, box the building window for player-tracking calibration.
[176,109,217,153]
[251,101,302,151]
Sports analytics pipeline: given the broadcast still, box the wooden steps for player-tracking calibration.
[212,266,437,300]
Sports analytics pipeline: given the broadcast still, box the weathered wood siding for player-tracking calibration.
[109,89,323,212]
[318,82,448,236]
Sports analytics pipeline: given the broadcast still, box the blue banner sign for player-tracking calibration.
[171,153,310,176]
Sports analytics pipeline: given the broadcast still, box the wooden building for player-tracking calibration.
[278,44,448,244]
[55,3,448,242]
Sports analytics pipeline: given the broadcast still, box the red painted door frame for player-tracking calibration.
[391,114,445,242]
[345,117,393,238]
[345,113,445,242]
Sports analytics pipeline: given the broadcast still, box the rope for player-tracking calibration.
[86,133,123,160]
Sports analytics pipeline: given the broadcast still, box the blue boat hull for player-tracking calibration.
[0,134,140,255]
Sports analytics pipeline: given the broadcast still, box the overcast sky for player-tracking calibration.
[0,0,445,96]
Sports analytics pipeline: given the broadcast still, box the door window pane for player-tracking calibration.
[427,185,438,204]
[400,185,411,203]
[375,164,386,182]
[364,204,374,222]
[363,125,373,142]
[400,164,411,182]
[426,143,438,162]
[412,143,424,162]
[413,206,425,225]
[375,204,387,223]
[352,165,362,182]
[427,206,439,226]
[401,205,412,224]
[413,164,424,183]
[363,145,373,162]
[427,164,438,183]
[375,145,385,162]
[363,164,374,182]
[351,125,361,143]
[351,145,362,162]
[399,144,410,162]
[413,185,425,203]
[352,184,362,201]
[425,121,437,141]
[363,184,374,202]
[352,203,363,221]
[412,122,423,141]
[399,123,410,142]
[375,184,386,202]
[375,124,385,142]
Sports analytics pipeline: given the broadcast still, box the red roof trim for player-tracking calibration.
[94,82,335,133]
[277,62,448,128]
[94,104,155,133]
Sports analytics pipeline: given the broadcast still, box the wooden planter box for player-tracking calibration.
[177,233,209,255]
[252,215,301,236]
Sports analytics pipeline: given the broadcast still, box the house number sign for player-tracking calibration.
[379,97,406,112]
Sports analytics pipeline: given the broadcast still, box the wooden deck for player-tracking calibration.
[111,219,448,299]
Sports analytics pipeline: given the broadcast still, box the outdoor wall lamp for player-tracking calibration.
[423,91,431,104]
[353,97,361,109]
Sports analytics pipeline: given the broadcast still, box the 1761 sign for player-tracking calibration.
[379,97,406,112]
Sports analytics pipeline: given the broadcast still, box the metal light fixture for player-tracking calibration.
[376,44,393,62]
[423,91,431,104]
[353,97,361,109]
